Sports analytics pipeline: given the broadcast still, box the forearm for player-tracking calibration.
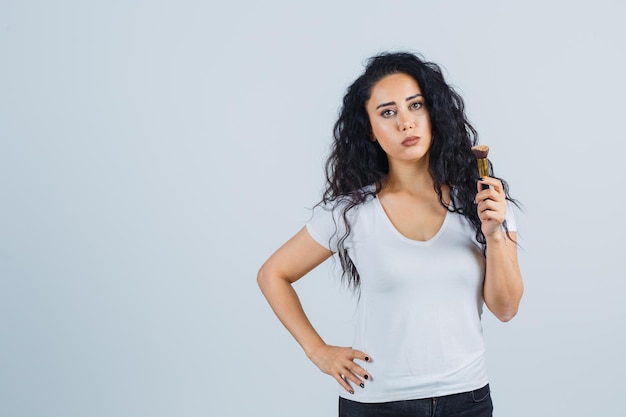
[257,272,326,357]
[483,231,524,322]
[258,270,370,393]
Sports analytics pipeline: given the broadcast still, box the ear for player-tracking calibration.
[370,133,377,142]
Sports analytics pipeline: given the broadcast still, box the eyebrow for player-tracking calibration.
[375,94,423,110]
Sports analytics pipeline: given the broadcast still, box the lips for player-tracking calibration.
[402,136,420,146]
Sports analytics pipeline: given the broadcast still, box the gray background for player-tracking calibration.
[1,1,624,416]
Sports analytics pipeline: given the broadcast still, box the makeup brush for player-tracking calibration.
[471,145,490,190]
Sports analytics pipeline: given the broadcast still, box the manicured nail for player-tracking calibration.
[364,374,369,380]
[349,390,354,395]
[360,383,365,388]
[365,356,370,362]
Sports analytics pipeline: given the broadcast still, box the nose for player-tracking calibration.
[398,111,416,131]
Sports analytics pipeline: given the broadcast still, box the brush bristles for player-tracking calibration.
[471,145,490,159]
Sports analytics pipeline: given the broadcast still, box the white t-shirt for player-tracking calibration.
[306,191,516,402]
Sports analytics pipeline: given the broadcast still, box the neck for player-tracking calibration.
[383,156,434,195]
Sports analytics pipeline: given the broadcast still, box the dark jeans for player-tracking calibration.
[339,384,493,417]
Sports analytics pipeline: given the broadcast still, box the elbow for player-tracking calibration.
[492,302,520,322]
[257,263,285,295]
[257,265,269,292]
[496,310,517,323]
[486,283,524,323]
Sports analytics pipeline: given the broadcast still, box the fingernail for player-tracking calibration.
[360,383,365,388]
[364,374,369,380]
[349,390,354,395]
[365,356,370,362]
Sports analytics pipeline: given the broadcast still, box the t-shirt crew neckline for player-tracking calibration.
[373,195,451,246]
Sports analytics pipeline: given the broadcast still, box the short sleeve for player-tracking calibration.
[305,203,346,252]
[503,201,517,232]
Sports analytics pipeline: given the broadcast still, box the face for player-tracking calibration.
[365,73,432,166]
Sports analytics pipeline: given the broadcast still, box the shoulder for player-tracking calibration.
[306,184,378,238]
[316,184,378,212]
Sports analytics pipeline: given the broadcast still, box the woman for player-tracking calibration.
[257,51,523,416]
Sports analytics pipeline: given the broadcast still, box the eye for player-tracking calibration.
[380,109,396,118]
[410,101,423,110]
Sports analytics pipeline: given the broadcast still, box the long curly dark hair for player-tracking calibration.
[320,51,517,289]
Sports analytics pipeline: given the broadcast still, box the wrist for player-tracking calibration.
[304,341,327,359]
[484,229,506,244]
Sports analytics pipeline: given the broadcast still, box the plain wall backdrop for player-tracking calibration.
[1,1,625,416]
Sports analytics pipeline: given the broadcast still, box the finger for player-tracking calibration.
[477,204,504,221]
[478,198,505,213]
[476,181,502,196]
[350,349,371,364]
[477,177,503,192]
[476,183,491,198]
[344,364,369,388]
[481,216,505,227]
[335,374,355,394]
[476,191,504,209]
[349,349,372,380]
[477,200,496,216]
[478,205,505,221]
